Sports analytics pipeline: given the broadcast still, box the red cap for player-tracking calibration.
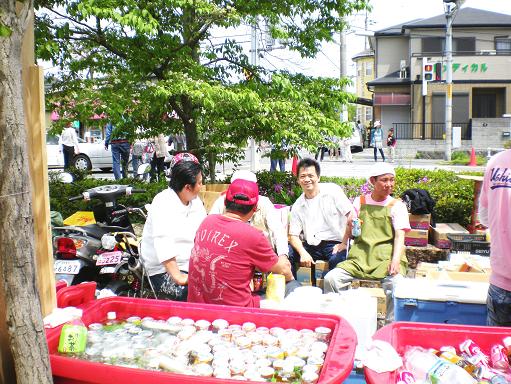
[225,179,259,206]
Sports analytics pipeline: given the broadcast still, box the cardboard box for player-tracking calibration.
[425,270,490,283]
[430,223,469,249]
[315,278,324,290]
[405,229,429,247]
[198,191,222,213]
[297,267,312,286]
[409,214,431,230]
[314,261,329,279]
[358,287,386,320]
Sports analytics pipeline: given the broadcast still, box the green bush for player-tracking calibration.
[450,150,486,166]
[49,168,480,227]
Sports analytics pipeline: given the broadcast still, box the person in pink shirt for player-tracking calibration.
[187,179,297,307]
[324,163,410,321]
[479,149,511,326]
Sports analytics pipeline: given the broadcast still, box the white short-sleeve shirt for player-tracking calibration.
[141,188,207,276]
[289,183,353,245]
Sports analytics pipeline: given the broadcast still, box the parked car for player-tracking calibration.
[46,134,113,172]
[347,123,364,153]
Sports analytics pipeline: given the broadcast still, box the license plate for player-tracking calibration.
[96,251,123,266]
[99,266,116,275]
[54,260,81,275]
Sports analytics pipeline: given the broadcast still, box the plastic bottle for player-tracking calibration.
[405,347,478,384]
[436,350,477,376]
[396,369,416,383]
[58,310,87,354]
[352,218,361,237]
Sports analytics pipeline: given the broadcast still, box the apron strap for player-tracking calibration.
[360,194,366,205]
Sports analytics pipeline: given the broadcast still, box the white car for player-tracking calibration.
[46,134,113,171]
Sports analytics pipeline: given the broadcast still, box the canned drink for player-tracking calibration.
[490,344,509,370]
[253,272,263,292]
[502,336,511,355]
[396,370,416,384]
[314,326,332,342]
[461,339,489,367]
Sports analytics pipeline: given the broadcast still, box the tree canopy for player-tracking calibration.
[36,0,369,177]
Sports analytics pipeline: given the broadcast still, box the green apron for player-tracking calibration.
[337,195,407,279]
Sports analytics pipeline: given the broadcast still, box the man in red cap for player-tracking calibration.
[188,179,296,307]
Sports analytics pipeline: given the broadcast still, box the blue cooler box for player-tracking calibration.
[393,278,488,325]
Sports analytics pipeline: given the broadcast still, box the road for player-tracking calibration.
[88,148,485,181]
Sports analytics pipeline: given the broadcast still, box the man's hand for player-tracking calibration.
[175,273,188,286]
[332,242,347,254]
[300,252,315,267]
[388,258,401,275]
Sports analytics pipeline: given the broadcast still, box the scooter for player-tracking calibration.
[52,180,146,290]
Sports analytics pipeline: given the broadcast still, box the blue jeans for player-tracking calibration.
[487,284,511,326]
[270,158,285,172]
[289,241,347,277]
[131,155,142,177]
[111,142,131,180]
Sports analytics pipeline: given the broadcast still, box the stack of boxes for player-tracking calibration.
[405,213,431,247]
[296,260,329,289]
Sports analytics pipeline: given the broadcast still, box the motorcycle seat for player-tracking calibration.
[81,224,132,239]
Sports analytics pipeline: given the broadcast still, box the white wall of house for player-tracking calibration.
[376,36,409,77]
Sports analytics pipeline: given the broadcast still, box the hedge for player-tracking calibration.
[49,168,480,227]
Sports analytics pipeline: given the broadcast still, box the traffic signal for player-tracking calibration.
[423,62,434,82]
[434,62,442,81]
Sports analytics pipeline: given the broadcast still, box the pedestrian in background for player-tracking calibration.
[329,136,340,161]
[131,139,145,176]
[387,127,397,163]
[270,140,287,172]
[371,120,385,162]
[105,121,130,179]
[150,133,168,182]
[479,148,511,326]
[60,121,80,170]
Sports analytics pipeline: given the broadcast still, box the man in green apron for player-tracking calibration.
[324,163,410,321]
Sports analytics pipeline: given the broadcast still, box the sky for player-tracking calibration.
[247,0,511,83]
[42,0,511,85]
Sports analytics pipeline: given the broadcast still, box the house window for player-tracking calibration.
[357,65,362,76]
[356,107,362,122]
[365,107,372,121]
[454,37,475,53]
[422,37,475,54]
[496,37,511,54]
[422,37,443,54]
[365,62,373,76]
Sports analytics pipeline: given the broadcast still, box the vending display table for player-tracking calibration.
[46,295,357,384]
[364,322,511,384]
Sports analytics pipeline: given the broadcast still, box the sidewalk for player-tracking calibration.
[214,148,486,180]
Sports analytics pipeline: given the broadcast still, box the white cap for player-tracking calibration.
[367,163,395,184]
[231,170,257,183]
[374,120,381,127]
[107,311,117,320]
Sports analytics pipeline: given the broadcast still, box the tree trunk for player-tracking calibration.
[0,2,53,383]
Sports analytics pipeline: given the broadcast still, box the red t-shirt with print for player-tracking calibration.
[187,214,278,307]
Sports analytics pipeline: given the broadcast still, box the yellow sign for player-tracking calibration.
[63,211,96,226]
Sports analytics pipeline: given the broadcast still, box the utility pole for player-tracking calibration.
[249,21,259,171]
[339,27,348,123]
[444,0,459,161]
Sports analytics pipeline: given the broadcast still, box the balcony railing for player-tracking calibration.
[393,122,471,140]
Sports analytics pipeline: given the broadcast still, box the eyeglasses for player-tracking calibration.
[169,152,199,169]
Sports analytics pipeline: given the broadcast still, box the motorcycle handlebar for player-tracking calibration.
[68,195,83,201]
[111,209,128,217]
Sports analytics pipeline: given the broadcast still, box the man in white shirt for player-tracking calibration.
[60,122,80,169]
[289,158,353,275]
[140,153,207,300]
[209,170,289,259]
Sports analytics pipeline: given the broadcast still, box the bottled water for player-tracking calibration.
[405,347,477,384]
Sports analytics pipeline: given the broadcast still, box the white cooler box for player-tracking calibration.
[394,278,488,325]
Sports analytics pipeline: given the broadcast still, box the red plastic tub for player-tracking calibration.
[47,296,357,384]
[364,321,511,383]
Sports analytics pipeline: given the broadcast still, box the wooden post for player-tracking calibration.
[20,8,56,317]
